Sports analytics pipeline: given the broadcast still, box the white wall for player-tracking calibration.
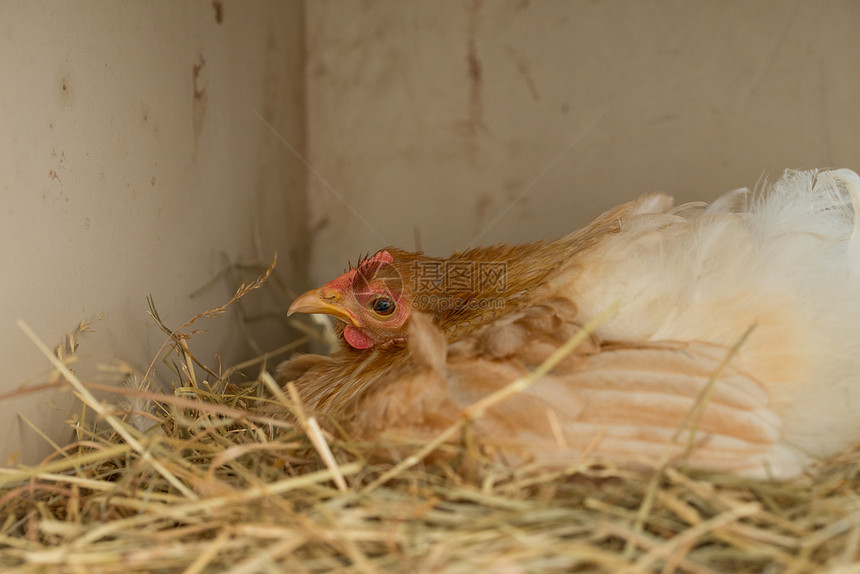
[0,1,308,464]
[305,1,860,282]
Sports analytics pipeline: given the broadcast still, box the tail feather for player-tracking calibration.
[571,168,860,462]
[815,168,860,275]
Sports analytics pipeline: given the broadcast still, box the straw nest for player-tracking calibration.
[2,261,860,574]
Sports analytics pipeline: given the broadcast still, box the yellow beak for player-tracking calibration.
[287,288,361,327]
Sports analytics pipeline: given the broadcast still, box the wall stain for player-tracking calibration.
[57,75,74,107]
[48,150,67,185]
[57,52,75,107]
[141,102,160,136]
[192,55,208,156]
[475,193,494,226]
[212,0,224,24]
[513,52,540,101]
[459,0,487,163]
[467,0,484,132]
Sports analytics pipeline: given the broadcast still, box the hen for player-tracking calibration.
[280,169,860,479]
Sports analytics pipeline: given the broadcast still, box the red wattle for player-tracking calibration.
[344,326,374,349]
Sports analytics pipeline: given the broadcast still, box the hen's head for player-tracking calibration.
[288,250,412,350]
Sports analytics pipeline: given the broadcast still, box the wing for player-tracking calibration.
[451,341,805,479]
[342,307,807,479]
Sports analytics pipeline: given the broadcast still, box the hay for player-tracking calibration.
[2,267,860,573]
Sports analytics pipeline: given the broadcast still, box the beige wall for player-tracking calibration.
[0,1,307,463]
[305,1,860,282]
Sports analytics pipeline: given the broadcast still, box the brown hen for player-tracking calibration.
[280,169,860,479]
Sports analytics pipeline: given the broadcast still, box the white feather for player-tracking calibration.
[570,169,860,466]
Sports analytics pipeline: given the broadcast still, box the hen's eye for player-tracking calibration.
[370,296,396,316]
